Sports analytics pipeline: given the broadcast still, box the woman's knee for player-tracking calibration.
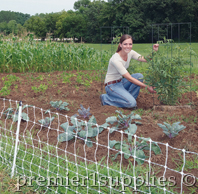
[125,100,137,108]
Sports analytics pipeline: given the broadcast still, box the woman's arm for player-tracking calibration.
[137,44,159,62]
[122,72,156,93]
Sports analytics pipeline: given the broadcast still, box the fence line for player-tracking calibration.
[0,98,197,193]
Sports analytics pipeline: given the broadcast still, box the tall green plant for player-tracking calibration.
[145,43,193,105]
[0,37,111,73]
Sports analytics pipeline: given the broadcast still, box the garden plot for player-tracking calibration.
[0,70,198,193]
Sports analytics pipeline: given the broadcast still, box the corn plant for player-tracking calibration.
[0,38,111,73]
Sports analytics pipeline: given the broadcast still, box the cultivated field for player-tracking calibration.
[0,39,198,193]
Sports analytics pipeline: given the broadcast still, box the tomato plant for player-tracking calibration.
[145,43,193,105]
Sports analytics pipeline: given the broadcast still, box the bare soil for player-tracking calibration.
[0,70,198,193]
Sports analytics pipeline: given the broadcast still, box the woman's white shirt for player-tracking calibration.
[104,50,141,84]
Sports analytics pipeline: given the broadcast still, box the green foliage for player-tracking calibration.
[0,75,19,96]
[109,126,161,164]
[0,40,111,73]
[157,121,186,139]
[55,11,87,41]
[145,44,194,105]
[58,115,108,147]
[31,84,48,93]
[3,108,14,119]
[50,100,69,111]
[111,33,122,44]
[0,11,30,25]
[24,16,47,38]
[38,117,55,128]
[3,105,33,122]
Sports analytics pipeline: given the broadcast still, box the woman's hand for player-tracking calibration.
[147,86,156,93]
[153,44,159,52]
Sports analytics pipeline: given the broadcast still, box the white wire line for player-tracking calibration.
[148,138,152,193]
[94,124,101,192]
[0,98,198,194]
[21,104,30,177]
[1,119,198,182]
[64,115,69,194]
[0,124,180,194]
[163,143,169,194]
[55,112,60,194]
[74,117,80,193]
[180,149,186,194]
[84,121,89,194]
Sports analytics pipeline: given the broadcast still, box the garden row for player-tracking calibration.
[3,99,187,166]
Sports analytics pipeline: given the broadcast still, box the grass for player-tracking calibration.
[85,42,198,74]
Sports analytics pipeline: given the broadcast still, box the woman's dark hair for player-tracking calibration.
[116,34,133,53]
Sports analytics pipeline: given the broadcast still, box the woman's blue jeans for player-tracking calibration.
[101,73,144,108]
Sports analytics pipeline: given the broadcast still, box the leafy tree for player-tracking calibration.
[0,11,30,25]
[44,12,61,39]
[0,22,7,34]
[56,11,87,41]
[7,20,17,34]
[16,24,25,37]
[24,16,47,39]
[74,0,91,10]
[83,0,106,43]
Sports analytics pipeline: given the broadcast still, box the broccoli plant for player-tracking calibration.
[5,105,33,122]
[50,100,69,111]
[106,110,141,133]
[58,115,108,147]
[73,104,92,119]
[3,108,14,119]
[38,117,55,128]
[109,124,161,165]
[157,122,186,138]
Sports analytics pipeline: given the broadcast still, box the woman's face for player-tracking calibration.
[120,38,133,54]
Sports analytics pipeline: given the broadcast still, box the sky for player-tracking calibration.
[1,0,84,16]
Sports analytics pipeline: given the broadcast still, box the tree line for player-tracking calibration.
[0,0,198,43]
[0,11,30,35]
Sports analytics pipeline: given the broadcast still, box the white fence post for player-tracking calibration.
[11,101,22,178]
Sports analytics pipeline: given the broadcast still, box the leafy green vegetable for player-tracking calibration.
[38,117,55,128]
[109,127,161,165]
[50,100,69,111]
[157,121,186,138]
[3,108,14,119]
[106,110,141,133]
[57,115,108,147]
[12,105,33,122]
